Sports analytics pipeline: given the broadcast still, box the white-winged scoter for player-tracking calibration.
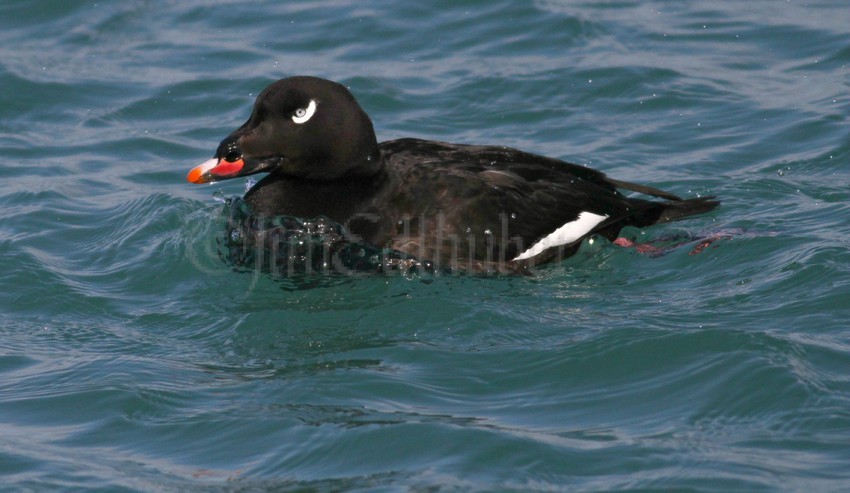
[188,76,718,273]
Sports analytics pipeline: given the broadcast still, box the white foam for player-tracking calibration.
[512,211,608,261]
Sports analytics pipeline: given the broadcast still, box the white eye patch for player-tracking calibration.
[292,99,317,124]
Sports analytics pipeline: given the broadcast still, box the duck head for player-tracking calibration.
[187,76,381,184]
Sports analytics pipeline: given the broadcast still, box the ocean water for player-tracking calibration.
[2,0,849,491]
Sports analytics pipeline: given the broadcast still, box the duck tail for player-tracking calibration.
[594,196,720,242]
[651,196,720,224]
[605,176,720,225]
[605,177,685,201]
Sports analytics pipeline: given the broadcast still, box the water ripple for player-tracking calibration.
[2,0,850,490]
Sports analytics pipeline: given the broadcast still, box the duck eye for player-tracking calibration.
[222,142,242,162]
[292,99,317,124]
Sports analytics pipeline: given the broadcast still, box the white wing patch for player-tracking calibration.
[512,211,609,261]
[292,99,317,124]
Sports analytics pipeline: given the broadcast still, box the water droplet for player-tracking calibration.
[484,229,492,235]
[510,213,516,219]
[212,190,226,203]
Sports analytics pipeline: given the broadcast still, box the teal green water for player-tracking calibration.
[2,1,850,491]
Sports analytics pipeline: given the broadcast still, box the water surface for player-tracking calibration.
[1,1,849,491]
